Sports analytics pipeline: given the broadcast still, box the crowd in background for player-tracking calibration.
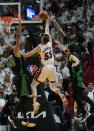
[0,0,94,131]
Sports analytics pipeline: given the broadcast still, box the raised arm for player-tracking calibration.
[45,18,49,35]
[69,54,80,67]
[3,24,11,47]
[44,18,52,43]
[23,46,41,58]
[50,13,65,41]
[5,32,10,47]
[14,18,21,57]
[54,39,67,52]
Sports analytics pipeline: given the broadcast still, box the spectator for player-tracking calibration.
[87,82,94,113]
[60,59,70,95]
[0,37,6,57]
[0,64,5,85]
[0,84,6,125]
[4,72,12,95]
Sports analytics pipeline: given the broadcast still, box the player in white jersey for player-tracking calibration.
[36,41,56,83]
[39,41,54,65]
[23,17,67,114]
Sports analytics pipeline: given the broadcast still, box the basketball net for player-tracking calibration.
[0,16,15,34]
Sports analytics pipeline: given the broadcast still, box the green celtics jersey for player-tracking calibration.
[8,51,29,96]
[8,51,26,75]
[67,54,85,88]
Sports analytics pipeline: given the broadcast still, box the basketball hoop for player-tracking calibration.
[0,16,15,34]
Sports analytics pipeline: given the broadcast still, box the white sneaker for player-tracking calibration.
[33,102,40,114]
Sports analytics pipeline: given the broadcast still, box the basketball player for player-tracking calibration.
[54,40,94,122]
[23,17,66,114]
[49,13,89,61]
[4,19,36,128]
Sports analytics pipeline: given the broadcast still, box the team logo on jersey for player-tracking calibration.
[27,65,38,75]
[8,55,16,67]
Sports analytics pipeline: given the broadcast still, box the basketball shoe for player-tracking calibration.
[8,116,17,128]
[33,102,40,114]
[21,121,36,127]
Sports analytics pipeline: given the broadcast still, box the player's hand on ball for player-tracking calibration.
[39,10,48,21]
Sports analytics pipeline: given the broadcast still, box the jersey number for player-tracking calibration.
[44,51,52,60]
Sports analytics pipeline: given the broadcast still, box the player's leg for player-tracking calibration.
[31,79,40,114]
[76,72,94,106]
[48,65,62,96]
[8,76,21,128]
[13,76,36,127]
[32,66,48,114]
[72,87,91,122]
[78,87,94,107]
[21,96,36,127]
[76,75,93,121]
[49,81,66,102]
[48,66,68,105]
[21,79,38,127]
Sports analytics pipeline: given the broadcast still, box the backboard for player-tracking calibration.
[0,0,43,25]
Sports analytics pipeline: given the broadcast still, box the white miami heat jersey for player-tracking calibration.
[39,42,54,65]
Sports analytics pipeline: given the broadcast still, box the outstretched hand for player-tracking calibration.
[54,39,68,52]
[49,12,55,21]
[16,17,21,37]
[54,39,60,45]
[16,17,21,28]
[72,63,77,67]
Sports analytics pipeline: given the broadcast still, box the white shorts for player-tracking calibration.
[34,64,56,83]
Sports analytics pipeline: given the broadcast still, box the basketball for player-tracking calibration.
[39,10,48,20]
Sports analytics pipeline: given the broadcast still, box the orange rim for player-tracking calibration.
[0,16,15,25]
